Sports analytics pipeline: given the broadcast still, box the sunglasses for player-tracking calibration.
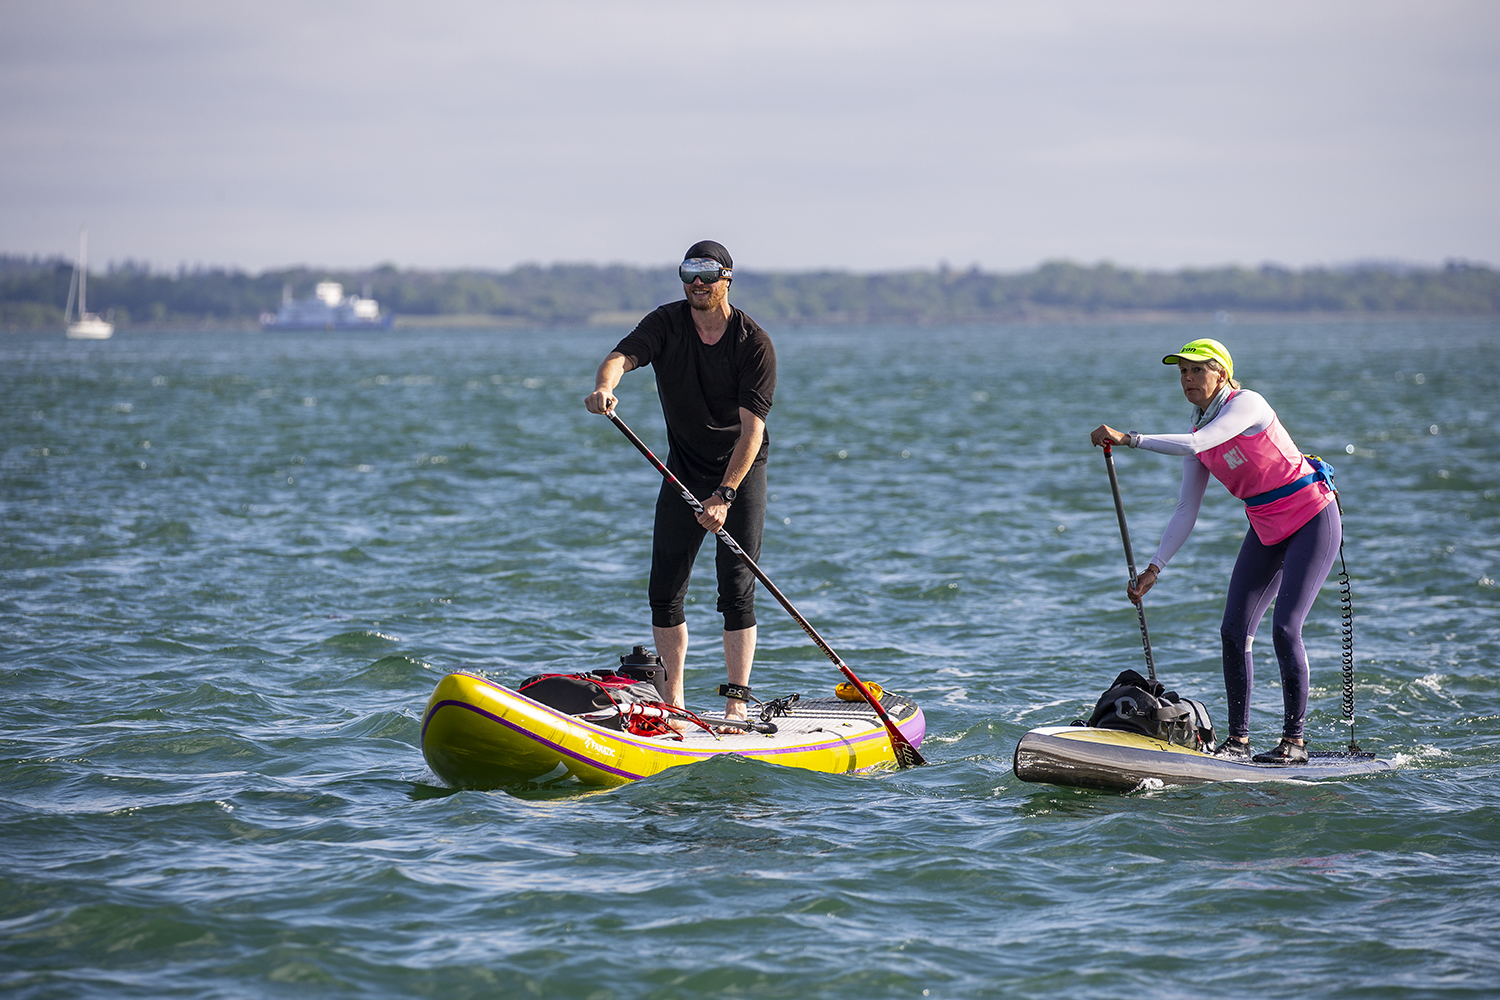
[679,258,733,285]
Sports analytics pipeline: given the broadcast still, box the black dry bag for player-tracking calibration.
[518,670,664,730]
[1086,669,1215,750]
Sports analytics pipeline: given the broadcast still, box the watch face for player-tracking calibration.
[717,486,737,502]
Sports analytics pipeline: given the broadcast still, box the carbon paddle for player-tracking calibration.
[1102,441,1158,682]
[605,409,926,768]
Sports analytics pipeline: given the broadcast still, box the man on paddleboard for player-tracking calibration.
[584,240,777,722]
[1090,339,1342,765]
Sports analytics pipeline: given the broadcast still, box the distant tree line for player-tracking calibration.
[3,254,1497,330]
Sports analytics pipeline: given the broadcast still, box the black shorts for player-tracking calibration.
[648,462,767,632]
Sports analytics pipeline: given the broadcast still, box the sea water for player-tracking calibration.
[1,319,1497,999]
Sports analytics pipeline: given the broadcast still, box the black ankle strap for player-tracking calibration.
[717,683,753,702]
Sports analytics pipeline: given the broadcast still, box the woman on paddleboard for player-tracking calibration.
[1089,338,1340,764]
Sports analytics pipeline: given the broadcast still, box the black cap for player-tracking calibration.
[683,240,732,270]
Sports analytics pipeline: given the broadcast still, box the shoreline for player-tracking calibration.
[7,310,1500,336]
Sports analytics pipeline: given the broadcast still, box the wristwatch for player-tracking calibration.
[712,485,737,503]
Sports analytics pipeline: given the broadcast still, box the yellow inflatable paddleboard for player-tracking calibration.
[422,672,926,790]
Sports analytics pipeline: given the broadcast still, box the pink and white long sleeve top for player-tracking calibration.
[1134,389,1334,569]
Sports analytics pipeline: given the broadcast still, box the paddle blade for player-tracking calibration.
[839,666,926,768]
[890,731,927,769]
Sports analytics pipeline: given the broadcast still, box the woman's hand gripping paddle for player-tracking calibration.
[1102,442,1158,682]
[604,409,926,768]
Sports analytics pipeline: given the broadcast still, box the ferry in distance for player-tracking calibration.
[260,282,393,330]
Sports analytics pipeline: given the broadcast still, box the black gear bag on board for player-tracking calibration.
[518,671,665,730]
[1084,669,1216,750]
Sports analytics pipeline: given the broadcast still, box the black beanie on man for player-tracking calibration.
[683,240,733,271]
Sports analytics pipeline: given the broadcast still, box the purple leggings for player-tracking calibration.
[1220,501,1342,741]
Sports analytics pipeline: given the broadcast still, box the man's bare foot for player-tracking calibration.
[710,699,750,735]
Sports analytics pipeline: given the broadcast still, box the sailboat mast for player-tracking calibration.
[78,229,88,315]
[64,263,78,323]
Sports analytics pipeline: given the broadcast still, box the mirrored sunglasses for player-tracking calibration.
[679,258,732,285]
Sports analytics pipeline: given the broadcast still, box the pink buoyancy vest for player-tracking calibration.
[1195,394,1334,545]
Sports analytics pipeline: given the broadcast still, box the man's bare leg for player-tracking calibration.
[653,623,688,708]
[723,625,756,720]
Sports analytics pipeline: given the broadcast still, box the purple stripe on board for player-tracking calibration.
[424,699,646,781]
[421,673,928,755]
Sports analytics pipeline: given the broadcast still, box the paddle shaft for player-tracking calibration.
[1102,442,1157,682]
[605,409,926,767]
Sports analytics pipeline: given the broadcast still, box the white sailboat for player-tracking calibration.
[64,229,114,340]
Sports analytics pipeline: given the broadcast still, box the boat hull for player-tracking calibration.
[421,672,927,789]
[1013,726,1391,791]
[66,316,114,339]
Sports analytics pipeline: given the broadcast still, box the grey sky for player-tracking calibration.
[3,0,1496,273]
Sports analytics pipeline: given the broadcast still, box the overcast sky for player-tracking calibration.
[3,0,1497,274]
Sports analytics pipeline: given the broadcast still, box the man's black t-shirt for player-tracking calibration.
[614,301,776,482]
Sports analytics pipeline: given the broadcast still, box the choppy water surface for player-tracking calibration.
[2,319,1497,998]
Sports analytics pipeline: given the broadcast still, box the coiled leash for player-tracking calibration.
[1305,455,1359,754]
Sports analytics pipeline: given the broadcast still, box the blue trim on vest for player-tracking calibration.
[1244,456,1335,507]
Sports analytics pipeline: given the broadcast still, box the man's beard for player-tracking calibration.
[689,286,726,312]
